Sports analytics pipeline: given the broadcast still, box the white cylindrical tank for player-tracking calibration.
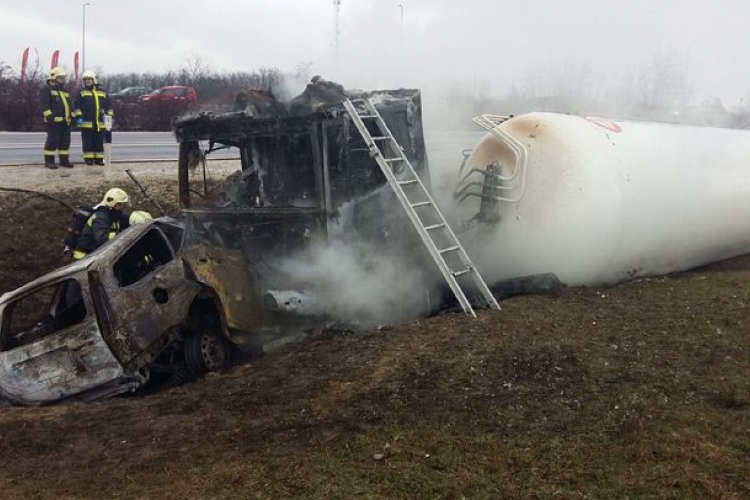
[451,112,750,285]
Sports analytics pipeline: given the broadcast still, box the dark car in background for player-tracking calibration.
[111,86,152,103]
[139,86,198,105]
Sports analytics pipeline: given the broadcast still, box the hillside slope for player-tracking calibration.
[0,181,748,499]
[0,265,749,499]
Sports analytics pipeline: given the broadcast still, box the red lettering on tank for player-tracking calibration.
[585,117,622,133]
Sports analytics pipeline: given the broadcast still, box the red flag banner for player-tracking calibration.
[20,47,29,82]
[51,50,60,69]
[74,52,80,81]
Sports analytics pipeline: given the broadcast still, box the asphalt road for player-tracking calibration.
[0,130,486,169]
[0,131,197,166]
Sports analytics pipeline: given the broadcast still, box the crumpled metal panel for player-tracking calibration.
[0,319,124,406]
[106,260,201,363]
[181,245,262,336]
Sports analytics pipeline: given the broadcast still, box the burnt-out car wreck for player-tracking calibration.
[0,79,437,405]
[0,219,226,405]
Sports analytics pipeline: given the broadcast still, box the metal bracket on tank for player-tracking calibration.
[453,114,528,205]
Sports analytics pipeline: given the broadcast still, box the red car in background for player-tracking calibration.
[139,86,197,104]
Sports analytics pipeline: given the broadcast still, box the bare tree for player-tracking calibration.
[181,53,212,85]
[635,50,693,120]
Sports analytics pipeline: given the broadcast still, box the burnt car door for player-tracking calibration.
[93,227,201,364]
[0,276,125,405]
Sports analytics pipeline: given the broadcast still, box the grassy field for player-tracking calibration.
[0,182,748,499]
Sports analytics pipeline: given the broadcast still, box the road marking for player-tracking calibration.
[0,142,179,149]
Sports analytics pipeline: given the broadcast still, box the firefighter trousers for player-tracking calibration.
[81,128,105,164]
[43,122,71,164]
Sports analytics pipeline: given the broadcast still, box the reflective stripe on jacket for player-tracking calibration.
[39,83,72,124]
[74,206,130,254]
[73,86,113,131]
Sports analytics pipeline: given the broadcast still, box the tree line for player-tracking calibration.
[2,51,749,132]
[0,57,284,131]
[443,52,750,130]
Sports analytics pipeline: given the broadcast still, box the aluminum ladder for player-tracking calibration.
[343,98,500,318]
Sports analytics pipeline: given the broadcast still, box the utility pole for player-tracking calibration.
[82,2,91,71]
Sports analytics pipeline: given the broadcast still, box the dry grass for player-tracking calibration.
[0,184,749,499]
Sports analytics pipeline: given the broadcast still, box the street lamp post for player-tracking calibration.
[82,2,91,71]
[333,0,341,50]
[399,4,404,38]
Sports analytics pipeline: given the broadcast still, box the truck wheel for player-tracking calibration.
[185,329,231,375]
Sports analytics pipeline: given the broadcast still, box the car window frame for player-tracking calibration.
[0,275,91,353]
[111,227,177,289]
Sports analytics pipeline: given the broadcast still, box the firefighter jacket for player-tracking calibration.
[73,85,113,132]
[39,82,72,125]
[73,205,130,258]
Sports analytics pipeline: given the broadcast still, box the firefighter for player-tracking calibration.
[129,210,153,225]
[39,67,73,169]
[72,188,131,260]
[73,70,113,166]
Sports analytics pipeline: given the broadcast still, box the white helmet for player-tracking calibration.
[102,188,130,208]
[129,210,153,225]
[81,70,97,84]
[49,67,67,81]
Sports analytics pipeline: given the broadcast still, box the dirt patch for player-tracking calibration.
[0,172,749,499]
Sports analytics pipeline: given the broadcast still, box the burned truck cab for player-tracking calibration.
[172,86,430,343]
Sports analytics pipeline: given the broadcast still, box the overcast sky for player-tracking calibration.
[1,0,749,103]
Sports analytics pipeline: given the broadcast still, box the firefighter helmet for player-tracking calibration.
[102,188,130,208]
[81,70,97,84]
[129,210,153,225]
[49,67,67,81]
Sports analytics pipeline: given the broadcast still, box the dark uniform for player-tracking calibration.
[39,80,73,168]
[72,205,130,260]
[73,84,113,165]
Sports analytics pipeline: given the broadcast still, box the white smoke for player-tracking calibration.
[276,238,437,328]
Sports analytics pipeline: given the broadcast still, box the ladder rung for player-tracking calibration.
[452,267,472,277]
[344,97,500,316]
[439,245,460,254]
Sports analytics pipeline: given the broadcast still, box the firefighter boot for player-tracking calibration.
[94,158,105,166]
[44,155,58,170]
[59,155,74,168]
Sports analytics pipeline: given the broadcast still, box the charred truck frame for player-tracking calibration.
[174,86,432,348]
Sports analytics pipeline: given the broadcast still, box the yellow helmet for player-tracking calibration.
[49,67,67,81]
[129,210,153,225]
[81,70,97,84]
[102,188,130,208]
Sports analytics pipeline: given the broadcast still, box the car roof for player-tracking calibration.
[117,86,149,92]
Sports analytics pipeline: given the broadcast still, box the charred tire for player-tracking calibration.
[161,364,195,389]
[184,329,231,375]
